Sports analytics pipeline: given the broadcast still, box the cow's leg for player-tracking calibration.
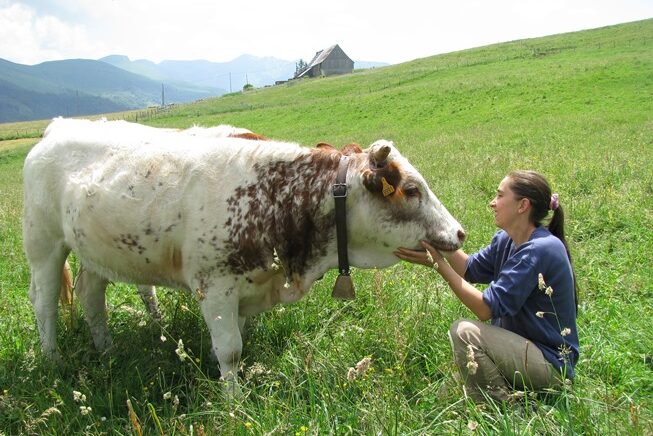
[74,266,111,351]
[238,315,249,340]
[198,285,242,396]
[27,245,70,359]
[137,285,161,319]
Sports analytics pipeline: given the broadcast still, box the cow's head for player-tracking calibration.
[345,140,465,268]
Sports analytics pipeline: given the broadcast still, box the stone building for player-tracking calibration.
[295,44,354,78]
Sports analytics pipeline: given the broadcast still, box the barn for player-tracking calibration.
[295,44,354,78]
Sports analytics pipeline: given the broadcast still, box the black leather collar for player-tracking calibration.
[331,155,355,299]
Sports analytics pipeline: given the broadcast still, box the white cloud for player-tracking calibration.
[0,2,103,64]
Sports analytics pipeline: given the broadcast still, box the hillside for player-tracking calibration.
[147,19,652,151]
[0,58,221,122]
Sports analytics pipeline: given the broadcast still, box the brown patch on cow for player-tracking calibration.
[341,143,363,155]
[117,233,146,254]
[229,132,268,141]
[223,149,341,276]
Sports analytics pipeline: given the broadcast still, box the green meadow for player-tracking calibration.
[0,19,651,434]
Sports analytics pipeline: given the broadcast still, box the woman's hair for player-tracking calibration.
[507,170,577,306]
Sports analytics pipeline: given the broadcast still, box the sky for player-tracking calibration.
[1,0,652,66]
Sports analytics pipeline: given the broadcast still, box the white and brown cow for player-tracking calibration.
[23,118,464,392]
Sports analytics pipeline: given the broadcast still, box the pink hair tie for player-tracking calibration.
[550,193,559,211]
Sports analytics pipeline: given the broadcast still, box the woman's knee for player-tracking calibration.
[449,318,483,346]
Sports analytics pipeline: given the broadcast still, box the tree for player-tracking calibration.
[295,59,308,77]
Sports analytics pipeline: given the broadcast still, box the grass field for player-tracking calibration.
[1,19,652,434]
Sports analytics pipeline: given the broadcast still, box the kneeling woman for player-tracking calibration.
[396,170,578,402]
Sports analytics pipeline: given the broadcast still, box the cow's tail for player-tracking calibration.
[60,261,76,326]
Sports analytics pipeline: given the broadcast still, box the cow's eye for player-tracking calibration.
[404,185,420,198]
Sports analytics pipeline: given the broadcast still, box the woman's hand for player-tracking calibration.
[394,241,444,269]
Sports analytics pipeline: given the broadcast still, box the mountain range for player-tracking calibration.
[0,55,388,123]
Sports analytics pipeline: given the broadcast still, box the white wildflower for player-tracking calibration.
[160,335,167,342]
[424,249,439,270]
[173,395,180,407]
[79,406,92,416]
[163,391,172,400]
[466,345,478,375]
[509,390,525,400]
[561,327,571,337]
[346,356,373,381]
[283,280,290,289]
[138,320,146,327]
[545,286,553,297]
[468,420,479,431]
[355,356,372,375]
[558,344,572,358]
[72,391,86,403]
[270,248,281,270]
[175,339,188,362]
[245,362,269,380]
[536,311,545,318]
[538,273,546,290]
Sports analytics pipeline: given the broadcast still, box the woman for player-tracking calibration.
[396,170,578,402]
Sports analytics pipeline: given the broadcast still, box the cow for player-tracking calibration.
[23,118,465,393]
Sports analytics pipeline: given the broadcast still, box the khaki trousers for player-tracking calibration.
[448,319,563,402]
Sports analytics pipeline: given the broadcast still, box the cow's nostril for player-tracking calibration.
[457,229,466,243]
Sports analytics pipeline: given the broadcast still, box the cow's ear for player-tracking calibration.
[341,143,363,155]
[316,142,337,151]
[369,144,391,169]
[362,163,402,198]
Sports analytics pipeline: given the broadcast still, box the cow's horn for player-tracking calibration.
[372,145,391,167]
[332,275,355,300]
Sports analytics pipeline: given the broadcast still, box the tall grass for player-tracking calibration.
[0,19,652,434]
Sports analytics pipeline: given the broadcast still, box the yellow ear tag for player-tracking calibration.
[381,177,395,197]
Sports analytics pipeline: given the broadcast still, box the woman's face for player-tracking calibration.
[490,176,522,229]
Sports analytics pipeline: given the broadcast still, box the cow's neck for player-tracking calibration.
[224,149,342,281]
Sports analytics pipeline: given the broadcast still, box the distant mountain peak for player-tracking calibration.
[100,54,131,62]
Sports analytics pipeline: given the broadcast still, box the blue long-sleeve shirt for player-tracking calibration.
[465,227,579,379]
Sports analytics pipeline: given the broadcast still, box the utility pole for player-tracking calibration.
[161,84,165,107]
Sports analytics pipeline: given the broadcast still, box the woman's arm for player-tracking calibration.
[446,249,469,277]
[435,254,492,321]
[395,242,492,321]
